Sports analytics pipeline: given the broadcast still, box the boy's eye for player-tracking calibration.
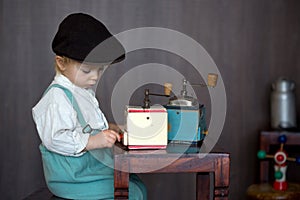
[81,68,91,73]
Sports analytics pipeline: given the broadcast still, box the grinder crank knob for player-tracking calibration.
[164,83,172,96]
[207,73,218,88]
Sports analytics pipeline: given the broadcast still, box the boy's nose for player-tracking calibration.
[91,70,100,80]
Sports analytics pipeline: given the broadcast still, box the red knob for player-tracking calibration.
[276,154,284,162]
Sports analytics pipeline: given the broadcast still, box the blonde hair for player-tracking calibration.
[55,56,78,74]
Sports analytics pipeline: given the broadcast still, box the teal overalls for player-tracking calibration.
[40,84,147,200]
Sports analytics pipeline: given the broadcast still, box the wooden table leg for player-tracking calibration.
[213,156,230,200]
[196,172,210,200]
[114,156,129,200]
[114,170,129,199]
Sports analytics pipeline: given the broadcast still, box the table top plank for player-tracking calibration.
[114,149,229,174]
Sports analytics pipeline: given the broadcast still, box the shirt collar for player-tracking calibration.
[54,74,75,89]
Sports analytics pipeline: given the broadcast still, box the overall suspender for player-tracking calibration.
[43,84,94,134]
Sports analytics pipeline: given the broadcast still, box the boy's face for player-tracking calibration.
[58,57,107,89]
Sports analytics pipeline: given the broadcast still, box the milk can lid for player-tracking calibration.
[272,77,295,92]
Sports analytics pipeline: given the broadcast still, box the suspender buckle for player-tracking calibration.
[82,124,93,134]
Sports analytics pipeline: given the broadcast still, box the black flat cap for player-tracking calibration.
[52,13,125,64]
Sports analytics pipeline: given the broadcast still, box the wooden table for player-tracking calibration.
[114,146,230,200]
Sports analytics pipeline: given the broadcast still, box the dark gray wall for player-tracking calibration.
[1,0,300,199]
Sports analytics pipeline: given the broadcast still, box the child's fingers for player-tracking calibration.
[103,130,121,143]
[107,130,121,142]
[106,137,116,145]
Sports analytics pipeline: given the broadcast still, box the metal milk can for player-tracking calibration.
[271,78,297,129]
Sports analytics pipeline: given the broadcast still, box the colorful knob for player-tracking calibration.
[274,171,283,179]
[296,156,300,164]
[257,150,266,159]
[274,151,287,165]
[276,154,285,162]
[278,135,287,144]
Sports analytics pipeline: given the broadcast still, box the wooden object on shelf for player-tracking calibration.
[247,183,300,200]
[259,131,300,183]
[246,131,300,200]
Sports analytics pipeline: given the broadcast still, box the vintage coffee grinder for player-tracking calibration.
[123,89,170,149]
[122,73,218,149]
[165,73,218,145]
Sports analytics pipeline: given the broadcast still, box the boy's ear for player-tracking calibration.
[55,56,66,71]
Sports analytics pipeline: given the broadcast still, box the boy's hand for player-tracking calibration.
[108,123,124,134]
[86,129,121,150]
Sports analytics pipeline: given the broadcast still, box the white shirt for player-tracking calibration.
[32,74,108,156]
